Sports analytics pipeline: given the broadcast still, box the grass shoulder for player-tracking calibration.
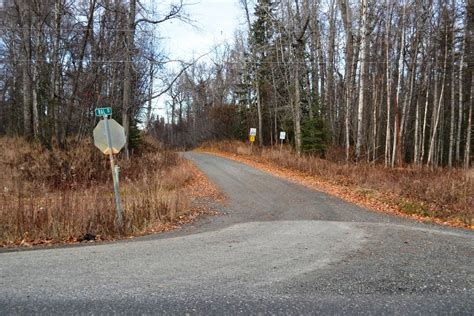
[0,137,222,248]
[198,141,473,230]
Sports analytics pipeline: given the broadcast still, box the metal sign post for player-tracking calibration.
[249,128,257,153]
[279,131,286,153]
[104,115,124,226]
[94,107,124,227]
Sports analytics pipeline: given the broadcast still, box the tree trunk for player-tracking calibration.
[448,2,456,167]
[356,0,369,161]
[308,6,318,120]
[312,6,325,117]
[415,62,430,165]
[372,79,378,162]
[428,25,449,166]
[271,66,279,144]
[122,0,136,159]
[287,0,308,155]
[384,0,393,166]
[414,98,420,164]
[294,66,302,154]
[51,0,62,144]
[391,4,405,167]
[19,1,32,138]
[31,17,40,140]
[146,62,154,130]
[399,0,422,160]
[325,0,336,141]
[399,44,417,161]
[256,74,263,146]
[338,0,354,161]
[65,0,95,140]
[420,80,430,163]
[448,56,455,167]
[465,72,473,168]
[456,27,465,163]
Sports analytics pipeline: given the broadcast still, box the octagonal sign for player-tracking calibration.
[93,119,126,155]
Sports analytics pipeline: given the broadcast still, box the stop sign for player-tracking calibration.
[93,119,126,155]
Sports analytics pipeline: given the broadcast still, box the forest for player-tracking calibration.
[0,0,186,158]
[0,0,473,168]
[153,0,474,168]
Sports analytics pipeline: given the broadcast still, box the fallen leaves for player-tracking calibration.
[184,160,225,203]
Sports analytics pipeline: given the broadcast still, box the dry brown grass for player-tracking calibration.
[0,137,198,246]
[201,140,473,228]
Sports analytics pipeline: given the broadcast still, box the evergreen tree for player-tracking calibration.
[301,116,330,157]
[247,0,276,144]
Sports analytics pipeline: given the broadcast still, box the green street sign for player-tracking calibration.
[95,107,112,117]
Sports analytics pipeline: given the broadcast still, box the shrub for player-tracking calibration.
[301,116,330,156]
[0,136,194,245]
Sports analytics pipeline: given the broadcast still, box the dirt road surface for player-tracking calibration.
[0,152,473,314]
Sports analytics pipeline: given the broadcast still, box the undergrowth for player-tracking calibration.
[0,136,194,245]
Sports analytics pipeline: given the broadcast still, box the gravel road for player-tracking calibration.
[1,152,473,315]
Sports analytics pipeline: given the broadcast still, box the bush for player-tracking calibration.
[301,116,330,156]
[0,136,194,245]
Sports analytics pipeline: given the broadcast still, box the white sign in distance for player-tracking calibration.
[93,119,126,155]
[249,128,257,136]
[279,131,286,140]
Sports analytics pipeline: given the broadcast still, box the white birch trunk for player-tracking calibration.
[294,67,302,154]
[456,29,465,163]
[384,0,393,166]
[391,5,405,167]
[420,82,430,163]
[31,15,39,139]
[372,80,378,162]
[414,98,420,164]
[338,0,354,161]
[448,52,455,167]
[448,3,456,167]
[464,73,473,168]
[356,0,368,161]
[428,26,449,166]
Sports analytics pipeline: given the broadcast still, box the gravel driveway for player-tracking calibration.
[0,152,472,314]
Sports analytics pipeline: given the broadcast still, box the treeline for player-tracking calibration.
[0,0,184,157]
[154,0,473,168]
[150,47,244,148]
